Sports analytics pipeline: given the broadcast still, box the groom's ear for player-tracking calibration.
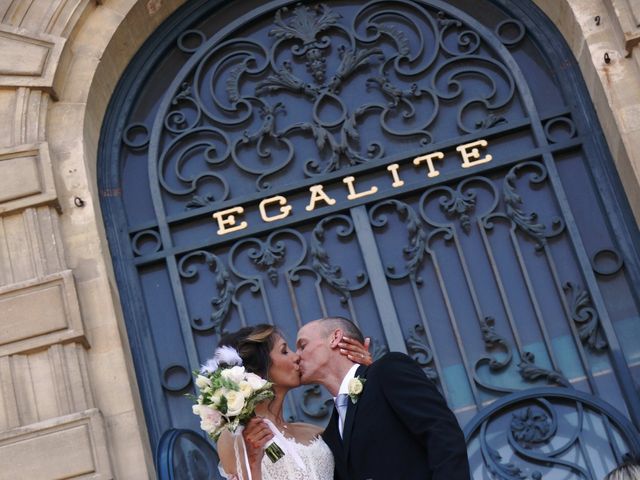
[328,329,343,349]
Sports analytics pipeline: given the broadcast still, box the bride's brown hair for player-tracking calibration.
[218,324,278,379]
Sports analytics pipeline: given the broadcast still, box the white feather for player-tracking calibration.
[199,357,219,375]
[215,345,243,366]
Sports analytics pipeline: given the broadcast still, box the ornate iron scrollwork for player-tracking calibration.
[178,251,235,333]
[145,1,522,209]
[473,316,571,393]
[310,214,368,302]
[517,351,570,387]
[406,323,438,381]
[504,162,564,250]
[474,316,513,388]
[564,282,607,351]
[510,405,555,449]
[369,199,428,282]
[466,388,640,480]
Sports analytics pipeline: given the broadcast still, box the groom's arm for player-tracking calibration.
[377,352,470,479]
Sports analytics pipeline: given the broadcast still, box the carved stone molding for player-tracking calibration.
[0,270,87,356]
[605,0,640,57]
[0,24,65,95]
[0,408,112,479]
[0,143,58,215]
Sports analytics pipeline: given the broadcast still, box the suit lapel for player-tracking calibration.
[341,364,367,453]
[324,407,348,478]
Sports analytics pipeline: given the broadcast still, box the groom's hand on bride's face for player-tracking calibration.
[338,336,372,365]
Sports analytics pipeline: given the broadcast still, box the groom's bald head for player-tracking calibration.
[314,316,364,343]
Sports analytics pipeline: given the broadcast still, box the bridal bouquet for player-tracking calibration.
[191,346,285,463]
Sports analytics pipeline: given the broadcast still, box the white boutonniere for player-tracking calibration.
[347,376,366,404]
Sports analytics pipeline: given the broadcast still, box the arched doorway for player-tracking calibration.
[99,0,640,477]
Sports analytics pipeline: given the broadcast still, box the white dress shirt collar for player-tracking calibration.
[336,363,360,399]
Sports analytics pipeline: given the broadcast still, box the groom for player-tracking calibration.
[296,316,470,480]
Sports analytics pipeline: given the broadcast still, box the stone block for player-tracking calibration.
[0,408,112,479]
[605,0,640,56]
[0,24,65,95]
[0,143,58,215]
[0,270,87,356]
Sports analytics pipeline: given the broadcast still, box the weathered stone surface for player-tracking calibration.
[605,0,640,56]
[0,270,86,356]
[0,409,112,480]
[0,24,65,93]
[0,143,57,214]
[0,344,93,431]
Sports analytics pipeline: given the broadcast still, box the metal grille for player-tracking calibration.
[99,1,640,478]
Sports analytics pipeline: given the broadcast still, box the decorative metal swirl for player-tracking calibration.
[420,176,499,232]
[406,323,438,381]
[503,162,565,250]
[564,282,607,351]
[147,1,522,207]
[369,199,428,282]
[437,11,481,56]
[482,437,536,480]
[431,55,514,133]
[517,351,571,387]
[310,214,368,303]
[131,229,162,256]
[510,404,555,449]
[178,251,235,333]
[473,316,514,393]
[473,316,571,393]
[467,388,640,480]
[228,229,306,283]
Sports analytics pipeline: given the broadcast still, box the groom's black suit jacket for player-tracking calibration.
[322,352,470,480]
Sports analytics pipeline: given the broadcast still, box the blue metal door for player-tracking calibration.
[99,1,640,478]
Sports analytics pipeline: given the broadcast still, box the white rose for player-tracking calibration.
[245,372,268,390]
[238,380,253,397]
[195,375,211,389]
[224,390,246,416]
[221,365,246,384]
[348,377,364,396]
[192,404,201,416]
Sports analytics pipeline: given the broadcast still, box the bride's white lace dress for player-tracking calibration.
[219,434,334,480]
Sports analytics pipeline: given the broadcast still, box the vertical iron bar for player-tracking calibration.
[510,236,562,372]
[429,244,482,406]
[410,279,450,399]
[478,219,524,355]
[350,206,407,353]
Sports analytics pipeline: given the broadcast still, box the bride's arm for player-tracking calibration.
[218,418,274,480]
[217,431,246,480]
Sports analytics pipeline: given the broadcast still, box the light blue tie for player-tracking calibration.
[335,393,349,437]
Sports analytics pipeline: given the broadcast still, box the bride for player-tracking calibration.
[215,324,371,480]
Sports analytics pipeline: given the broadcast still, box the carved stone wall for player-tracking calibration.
[0,0,637,478]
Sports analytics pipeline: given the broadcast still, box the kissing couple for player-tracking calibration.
[216,317,470,480]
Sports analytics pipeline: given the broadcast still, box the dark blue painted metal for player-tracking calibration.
[98,0,640,478]
[156,429,222,480]
[464,387,640,479]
